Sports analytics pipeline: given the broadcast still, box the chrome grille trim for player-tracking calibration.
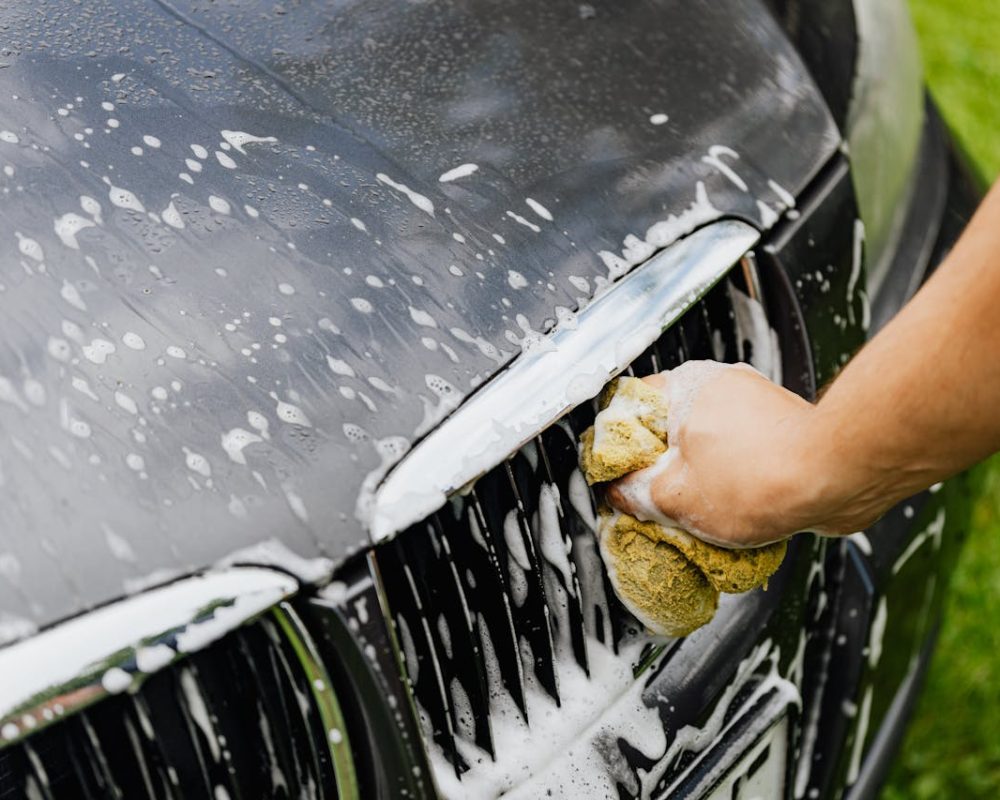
[368,219,761,542]
[0,587,360,798]
[0,568,296,748]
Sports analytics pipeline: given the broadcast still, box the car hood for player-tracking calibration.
[0,0,838,636]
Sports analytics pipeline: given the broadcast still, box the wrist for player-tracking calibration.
[788,402,901,535]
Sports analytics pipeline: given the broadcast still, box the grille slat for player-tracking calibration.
[175,664,242,799]
[436,520,495,756]
[237,634,300,799]
[417,522,496,756]
[79,714,123,799]
[398,522,496,761]
[240,621,320,798]
[128,696,181,800]
[508,447,584,677]
[121,711,161,799]
[23,743,53,800]
[377,538,463,771]
[457,497,529,720]
[537,427,593,672]
[479,461,560,703]
[87,701,161,799]
[61,719,105,800]
[257,618,331,797]
[135,671,212,797]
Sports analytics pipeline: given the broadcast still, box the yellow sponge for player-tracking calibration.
[579,377,787,637]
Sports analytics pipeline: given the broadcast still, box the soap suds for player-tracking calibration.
[377,173,435,216]
[439,163,478,183]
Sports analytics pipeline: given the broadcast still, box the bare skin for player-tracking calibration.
[608,180,1000,548]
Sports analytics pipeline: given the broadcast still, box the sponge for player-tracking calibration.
[579,377,787,637]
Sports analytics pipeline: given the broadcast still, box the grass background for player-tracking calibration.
[882,2,1000,796]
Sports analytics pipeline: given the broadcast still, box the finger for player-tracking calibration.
[640,371,670,393]
[606,478,637,516]
[606,452,684,528]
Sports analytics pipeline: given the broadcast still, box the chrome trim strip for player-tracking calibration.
[273,602,360,800]
[369,219,760,542]
[0,567,297,748]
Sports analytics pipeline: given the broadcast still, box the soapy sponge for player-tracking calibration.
[579,377,787,637]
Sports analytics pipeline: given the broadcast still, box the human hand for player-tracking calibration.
[605,361,877,548]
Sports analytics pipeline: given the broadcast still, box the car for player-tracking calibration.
[0,0,982,797]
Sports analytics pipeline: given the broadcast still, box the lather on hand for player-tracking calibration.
[609,178,1000,548]
[607,363,822,548]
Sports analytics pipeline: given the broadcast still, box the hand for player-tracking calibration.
[605,361,876,548]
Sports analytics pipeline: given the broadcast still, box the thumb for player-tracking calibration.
[606,451,687,529]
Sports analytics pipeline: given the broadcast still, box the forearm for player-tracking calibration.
[801,180,1000,528]
[608,181,1000,544]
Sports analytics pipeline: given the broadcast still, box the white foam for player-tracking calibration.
[507,270,528,290]
[767,179,796,208]
[54,213,96,249]
[273,395,312,427]
[220,130,277,155]
[60,281,87,311]
[439,163,478,183]
[114,390,138,415]
[100,667,133,694]
[506,210,540,233]
[701,145,747,192]
[377,173,435,216]
[108,184,145,213]
[160,200,184,230]
[525,198,553,221]
[183,448,212,478]
[122,331,146,350]
[15,232,43,262]
[409,306,437,328]
[221,428,263,465]
[208,195,231,215]
[327,357,355,377]
[82,338,116,364]
[846,686,873,786]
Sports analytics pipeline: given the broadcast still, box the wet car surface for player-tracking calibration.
[0,1,981,798]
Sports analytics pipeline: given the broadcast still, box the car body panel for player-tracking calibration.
[0,0,839,635]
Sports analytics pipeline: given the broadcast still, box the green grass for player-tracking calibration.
[881,2,1000,797]
[882,461,1000,798]
[909,0,1000,181]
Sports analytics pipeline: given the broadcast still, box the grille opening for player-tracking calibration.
[0,615,338,800]
[375,263,776,782]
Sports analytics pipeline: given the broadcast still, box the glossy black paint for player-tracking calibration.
[0,0,839,635]
[764,0,859,128]
[758,156,866,388]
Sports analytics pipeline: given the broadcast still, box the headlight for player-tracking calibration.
[847,0,925,294]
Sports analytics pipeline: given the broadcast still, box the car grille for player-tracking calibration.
[375,266,768,782]
[0,613,337,799]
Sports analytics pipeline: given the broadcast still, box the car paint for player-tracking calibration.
[0,0,839,634]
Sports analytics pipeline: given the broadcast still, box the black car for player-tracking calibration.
[0,0,980,797]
